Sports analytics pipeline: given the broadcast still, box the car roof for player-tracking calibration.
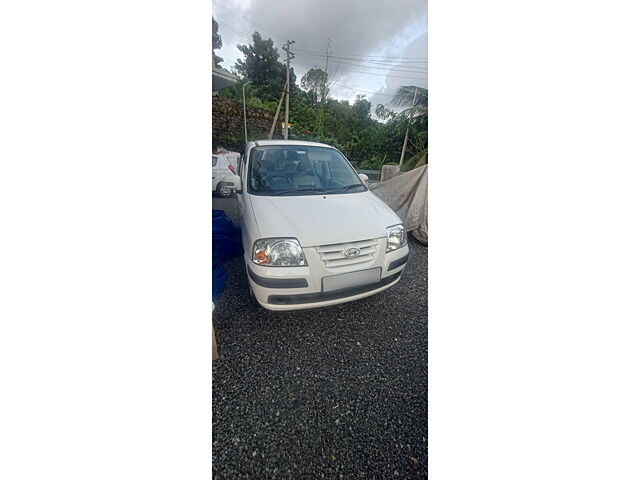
[250,139,337,149]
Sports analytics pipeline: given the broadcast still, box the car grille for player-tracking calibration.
[316,238,379,273]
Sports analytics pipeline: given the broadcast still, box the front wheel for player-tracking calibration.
[216,183,234,198]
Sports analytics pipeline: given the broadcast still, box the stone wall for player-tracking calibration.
[213,96,281,152]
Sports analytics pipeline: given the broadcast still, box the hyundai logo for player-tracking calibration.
[343,247,361,257]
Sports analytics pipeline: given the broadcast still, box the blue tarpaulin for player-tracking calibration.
[213,210,243,302]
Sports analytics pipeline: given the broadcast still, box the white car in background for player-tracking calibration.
[222,152,240,170]
[227,140,409,311]
[212,154,237,197]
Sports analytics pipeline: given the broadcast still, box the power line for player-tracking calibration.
[214,34,426,82]
[295,47,427,61]
[213,1,289,41]
[297,53,428,67]
[332,83,397,97]
[294,53,428,74]
[327,61,343,92]
[330,61,342,82]
[293,60,427,82]
[298,53,428,65]
[295,53,428,70]
[217,21,254,41]
[217,21,427,82]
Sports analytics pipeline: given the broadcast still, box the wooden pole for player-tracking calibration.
[269,84,286,139]
[242,81,251,144]
[282,40,294,140]
[399,86,419,170]
[318,39,331,135]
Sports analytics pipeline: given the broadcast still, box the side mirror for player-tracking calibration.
[358,173,370,185]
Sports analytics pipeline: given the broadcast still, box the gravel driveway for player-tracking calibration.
[213,196,427,479]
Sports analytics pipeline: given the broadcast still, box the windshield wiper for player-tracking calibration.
[271,183,365,196]
[325,183,366,194]
[271,187,325,196]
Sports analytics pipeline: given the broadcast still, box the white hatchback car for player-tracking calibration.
[227,140,409,311]
[212,154,237,197]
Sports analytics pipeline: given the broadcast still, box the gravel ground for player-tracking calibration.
[213,195,427,479]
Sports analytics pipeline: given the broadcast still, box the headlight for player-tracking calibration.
[252,238,307,266]
[386,224,407,252]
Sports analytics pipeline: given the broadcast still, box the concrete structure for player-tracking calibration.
[213,53,240,94]
[380,164,400,183]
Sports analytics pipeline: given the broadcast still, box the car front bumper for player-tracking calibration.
[247,243,409,311]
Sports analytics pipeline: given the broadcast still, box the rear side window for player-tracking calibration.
[212,156,218,167]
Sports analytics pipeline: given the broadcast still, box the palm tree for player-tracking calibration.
[389,86,427,120]
[389,86,427,170]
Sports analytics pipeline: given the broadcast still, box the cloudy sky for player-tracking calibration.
[213,0,427,112]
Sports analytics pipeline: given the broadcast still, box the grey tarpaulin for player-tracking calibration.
[369,165,427,245]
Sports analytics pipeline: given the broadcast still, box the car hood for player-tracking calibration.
[248,191,401,246]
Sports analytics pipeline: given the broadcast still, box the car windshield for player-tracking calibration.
[247,145,366,196]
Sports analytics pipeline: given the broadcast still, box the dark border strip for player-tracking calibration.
[268,271,402,305]
[388,253,409,271]
[248,269,309,288]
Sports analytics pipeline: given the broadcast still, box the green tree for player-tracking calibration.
[234,32,295,101]
[300,68,328,107]
[212,17,222,50]
[390,86,428,170]
[390,86,427,123]
[375,103,395,120]
[353,94,372,119]
[212,17,223,68]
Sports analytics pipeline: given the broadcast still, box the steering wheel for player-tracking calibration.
[267,174,291,184]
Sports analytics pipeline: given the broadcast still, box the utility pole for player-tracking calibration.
[269,83,286,139]
[318,39,331,135]
[399,86,419,170]
[282,40,295,140]
[242,81,251,144]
